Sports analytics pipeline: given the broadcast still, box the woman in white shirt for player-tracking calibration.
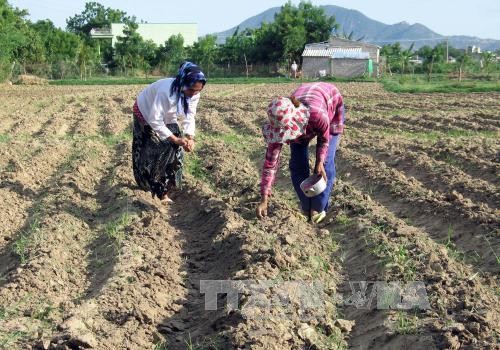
[132,61,206,202]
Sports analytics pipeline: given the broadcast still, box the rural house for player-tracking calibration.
[301,37,380,78]
[90,23,198,47]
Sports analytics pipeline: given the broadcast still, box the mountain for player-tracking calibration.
[213,5,500,50]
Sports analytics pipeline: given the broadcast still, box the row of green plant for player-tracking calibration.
[45,75,499,94]
[48,76,303,85]
[381,74,500,92]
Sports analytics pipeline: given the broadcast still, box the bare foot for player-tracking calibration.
[160,194,173,203]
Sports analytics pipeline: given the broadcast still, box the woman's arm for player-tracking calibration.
[312,112,330,178]
[147,91,175,141]
[181,94,200,151]
[257,142,283,218]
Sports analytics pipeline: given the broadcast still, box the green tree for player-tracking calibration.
[398,43,415,75]
[156,34,185,75]
[76,41,97,79]
[259,1,337,65]
[417,44,445,81]
[252,23,281,64]
[66,1,132,38]
[380,43,402,75]
[12,24,45,71]
[66,2,134,63]
[480,51,496,77]
[220,28,255,64]
[219,28,256,77]
[0,0,43,79]
[114,22,157,75]
[139,39,157,77]
[301,1,338,44]
[188,35,217,76]
[455,51,471,81]
[31,20,81,63]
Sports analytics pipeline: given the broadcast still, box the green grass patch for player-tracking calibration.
[369,240,417,281]
[335,212,352,226]
[323,76,378,83]
[99,131,133,146]
[0,134,11,143]
[0,330,28,348]
[183,153,208,180]
[62,132,133,145]
[308,255,331,277]
[183,333,225,350]
[366,224,417,281]
[49,77,159,85]
[13,215,42,265]
[443,225,481,265]
[394,310,420,334]
[199,132,256,150]
[49,76,320,86]
[105,211,135,248]
[381,77,500,93]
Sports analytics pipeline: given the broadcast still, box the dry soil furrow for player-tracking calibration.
[348,139,499,210]
[329,181,499,348]
[326,182,439,349]
[390,113,498,132]
[472,111,500,123]
[337,148,499,274]
[0,100,110,250]
[349,115,424,133]
[165,138,350,349]
[412,145,499,186]
[402,112,500,130]
[364,137,500,186]
[44,149,184,348]
[0,139,73,238]
[157,191,247,349]
[0,137,122,347]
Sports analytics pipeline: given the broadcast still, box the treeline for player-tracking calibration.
[381,42,499,80]
[0,0,337,80]
[1,0,497,81]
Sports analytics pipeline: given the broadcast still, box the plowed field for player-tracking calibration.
[0,83,498,349]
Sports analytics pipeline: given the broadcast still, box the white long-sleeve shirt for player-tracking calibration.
[136,78,199,140]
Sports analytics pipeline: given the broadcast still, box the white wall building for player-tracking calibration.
[90,23,198,47]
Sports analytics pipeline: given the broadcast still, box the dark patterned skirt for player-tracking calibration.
[132,116,184,200]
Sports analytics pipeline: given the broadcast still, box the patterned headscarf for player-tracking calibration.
[170,61,206,115]
[262,97,310,144]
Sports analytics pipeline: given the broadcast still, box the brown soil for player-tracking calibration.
[0,83,498,349]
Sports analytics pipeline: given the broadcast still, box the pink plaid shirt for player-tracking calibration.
[260,83,344,196]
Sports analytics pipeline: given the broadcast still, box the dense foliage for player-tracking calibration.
[0,0,497,81]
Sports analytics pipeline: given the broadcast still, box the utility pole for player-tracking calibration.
[446,38,449,63]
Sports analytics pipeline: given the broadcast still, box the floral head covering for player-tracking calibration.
[170,61,206,115]
[262,96,310,144]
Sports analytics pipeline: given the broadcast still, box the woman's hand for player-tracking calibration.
[183,138,195,152]
[256,196,269,218]
[314,162,327,180]
[168,135,187,147]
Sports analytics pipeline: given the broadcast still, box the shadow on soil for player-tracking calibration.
[156,190,247,349]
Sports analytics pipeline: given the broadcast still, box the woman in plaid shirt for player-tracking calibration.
[256,82,345,223]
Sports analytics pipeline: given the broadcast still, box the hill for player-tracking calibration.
[213,5,500,50]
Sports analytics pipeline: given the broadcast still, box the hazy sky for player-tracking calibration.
[10,0,500,40]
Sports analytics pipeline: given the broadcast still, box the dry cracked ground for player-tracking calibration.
[0,82,498,349]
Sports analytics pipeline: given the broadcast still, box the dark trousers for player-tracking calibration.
[289,134,341,213]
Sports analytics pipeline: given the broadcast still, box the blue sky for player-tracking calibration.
[9,0,500,40]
